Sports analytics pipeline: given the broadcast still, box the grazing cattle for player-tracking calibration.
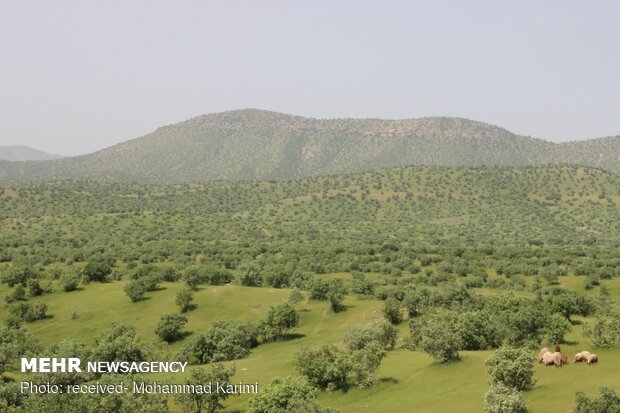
[541,351,564,367]
[542,351,555,366]
[587,354,598,365]
[574,351,597,365]
[555,345,561,353]
[538,347,549,363]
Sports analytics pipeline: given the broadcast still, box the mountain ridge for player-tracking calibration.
[1,109,619,183]
[0,145,64,162]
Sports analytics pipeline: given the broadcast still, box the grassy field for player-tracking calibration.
[2,276,618,413]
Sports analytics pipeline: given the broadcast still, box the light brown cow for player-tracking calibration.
[538,347,549,363]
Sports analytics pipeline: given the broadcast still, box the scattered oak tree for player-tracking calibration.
[124,280,146,302]
[542,313,572,344]
[382,298,403,325]
[343,321,398,351]
[259,303,299,342]
[294,345,350,391]
[483,384,527,413]
[93,323,149,363]
[176,363,236,413]
[180,321,257,364]
[484,347,534,391]
[349,342,386,388]
[175,287,194,313]
[155,314,188,343]
[248,376,338,413]
[574,387,620,413]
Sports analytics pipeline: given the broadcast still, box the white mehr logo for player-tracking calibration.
[21,358,82,373]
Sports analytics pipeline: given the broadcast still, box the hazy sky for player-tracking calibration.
[1,1,619,155]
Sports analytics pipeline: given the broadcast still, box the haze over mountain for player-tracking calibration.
[0,109,619,183]
[0,145,63,162]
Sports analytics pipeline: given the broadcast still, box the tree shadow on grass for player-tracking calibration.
[190,286,207,291]
[182,303,198,312]
[177,331,194,341]
[338,377,398,394]
[332,304,354,313]
[277,333,306,342]
[377,377,399,385]
[68,286,86,292]
[25,314,53,323]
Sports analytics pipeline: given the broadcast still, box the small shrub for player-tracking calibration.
[179,320,257,364]
[309,279,330,300]
[61,272,80,292]
[287,288,305,305]
[248,376,336,413]
[175,287,194,313]
[11,285,26,301]
[574,387,620,413]
[350,272,374,296]
[584,314,620,348]
[543,313,572,344]
[26,280,43,297]
[416,313,462,362]
[327,279,346,312]
[155,314,188,343]
[10,302,48,322]
[294,345,351,391]
[175,363,236,413]
[259,303,299,342]
[124,280,146,302]
[237,264,263,287]
[382,298,403,324]
[344,321,398,351]
[349,342,386,388]
[82,260,112,282]
[484,384,527,413]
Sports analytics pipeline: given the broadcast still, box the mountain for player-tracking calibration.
[0,145,63,161]
[0,109,619,183]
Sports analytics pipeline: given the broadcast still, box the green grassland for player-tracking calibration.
[1,278,618,412]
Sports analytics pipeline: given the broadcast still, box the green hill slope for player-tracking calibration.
[2,165,619,252]
[0,109,619,183]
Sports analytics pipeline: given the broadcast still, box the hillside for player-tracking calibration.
[2,165,619,251]
[0,109,619,183]
[2,164,620,413]
[0,145,63,161]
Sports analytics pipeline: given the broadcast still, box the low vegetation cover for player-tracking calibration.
[0,164,619,411]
